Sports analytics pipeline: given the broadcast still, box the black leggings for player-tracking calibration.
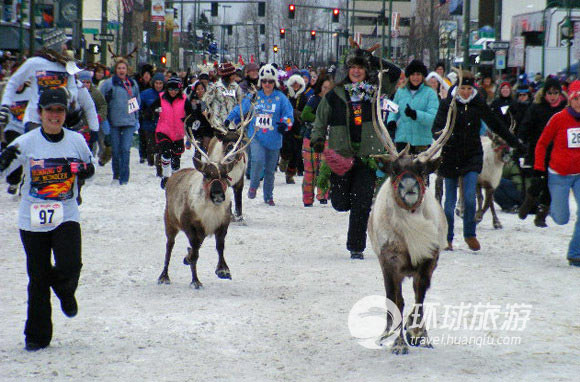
[330,162,377,253]
[156,132,185,171]
[20,221,82,346]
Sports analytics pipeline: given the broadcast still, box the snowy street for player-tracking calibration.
[1,148,578,382]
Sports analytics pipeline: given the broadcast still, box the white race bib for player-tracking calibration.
[30,202,64,228]
[382,98,399,113]
[256,114,273,130]
[567,127,580,148]
[128,97,140,114]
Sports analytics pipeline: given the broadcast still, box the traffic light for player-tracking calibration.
[161,55,167,65]
[260,24,265,35]
[174,8,178,18]
[273,45,278,54]
[310,30,316,41]
[280,28,286,39]
[227,25,233,35]
[258,1,265,17]
[332,8,340,23]
[288,4,295,19]
[88,44,100,55]
[211,2,218,17]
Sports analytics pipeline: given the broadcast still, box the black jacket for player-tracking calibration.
[432,90,520,178]
[490,95,515,129]
[519,96,566,167]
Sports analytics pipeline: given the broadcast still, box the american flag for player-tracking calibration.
[121,0,134,13]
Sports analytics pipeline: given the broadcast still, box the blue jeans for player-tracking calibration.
[548,172,580,259]
[444,171,478,242]
[110,125,134,184]
[250,140,279,202]
[494,178,523,210]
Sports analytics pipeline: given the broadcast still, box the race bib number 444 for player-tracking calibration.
[567,127,580,148]
[30,202,63,228]
[256,114,273,130]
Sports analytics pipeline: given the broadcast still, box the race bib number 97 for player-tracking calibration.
[567,127,580,148]
[30,202,63,228]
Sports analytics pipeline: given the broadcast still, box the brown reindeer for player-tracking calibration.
[157,126,252,288]
[368,68,461,355]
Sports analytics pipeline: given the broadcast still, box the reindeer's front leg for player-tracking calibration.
[183,227,205,289]
[231,179,244,223]
[214,223,231,279]
[475,183,485,223]
[486,188,502,229]
[406,257,438,348]
[377,255,408,355]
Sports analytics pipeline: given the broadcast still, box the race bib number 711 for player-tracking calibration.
[30,202,64,228]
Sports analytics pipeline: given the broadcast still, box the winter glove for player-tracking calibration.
[533,169,547,180]
[277,122,288,134]
[404,104,417,120]
[0,145,20,172]
[104,134,112,147]
[0,105,10,126]
[387,120,398,137]
[70,161,95,180]
[312,139,325,154]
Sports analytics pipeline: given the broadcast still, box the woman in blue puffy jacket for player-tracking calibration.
[387,60,439,154]
[226,64,294,206]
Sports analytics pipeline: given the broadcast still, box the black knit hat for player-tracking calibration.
[405,59,427,77]
[543,76,562,93]
[166,76,182,90]
[346,55,369,71]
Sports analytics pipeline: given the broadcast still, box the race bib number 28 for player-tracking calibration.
[30,202,64,228]
[567,127,580,148]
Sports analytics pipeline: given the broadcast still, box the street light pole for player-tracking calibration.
[463,0,471,69]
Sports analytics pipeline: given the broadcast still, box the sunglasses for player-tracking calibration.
[261,79,275,84]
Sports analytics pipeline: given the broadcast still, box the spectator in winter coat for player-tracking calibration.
[202,62,243,133]
[226,64,294,206]
[99,58,141,185]
[311,51,401,259]
[490,81,515,128]
[186,80,213,151]
[300,75,333,207]
[511,87,532,134]
[78,71,107,154]
[533,80,580,267]
[280,74,310,184]
[387,59,439,154]
[518,77,567,227]
[432,71,525,252]
[151,77,194,189]
[140,73,165,168]
[239,63,259,95]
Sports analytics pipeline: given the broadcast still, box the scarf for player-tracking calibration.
[567,106,580,120]
[344,81,375,102]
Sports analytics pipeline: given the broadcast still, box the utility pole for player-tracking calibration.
[29,0,36,55]
[100,0,108,64]
[463,0,471,69]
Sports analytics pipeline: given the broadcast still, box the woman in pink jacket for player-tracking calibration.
[153,77,194,189]
[534,80,580,267]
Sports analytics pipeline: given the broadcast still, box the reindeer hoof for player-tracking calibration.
[190,281,204,289]
[493,222,503,229]
[183,247,193,265]
[455,208,463,218]
[391,337,409,355]
[405,328,433,348]
[157,274,171,285]
[215,269,231,279]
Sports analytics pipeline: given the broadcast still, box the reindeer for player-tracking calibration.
[454,115,516,229]
[157,113,253,288]
[368,68,461,355]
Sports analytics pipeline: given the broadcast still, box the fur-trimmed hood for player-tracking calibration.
[287,74,306,99]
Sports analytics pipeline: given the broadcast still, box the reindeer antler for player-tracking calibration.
[107,45,119,59]
[221,95,257,163]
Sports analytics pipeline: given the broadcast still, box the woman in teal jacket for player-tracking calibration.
[387,60,439,153]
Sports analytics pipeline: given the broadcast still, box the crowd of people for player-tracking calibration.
[1,42,580,352]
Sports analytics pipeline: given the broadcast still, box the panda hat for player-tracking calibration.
[258,64,280,88]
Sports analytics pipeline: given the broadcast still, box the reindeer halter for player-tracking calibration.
[391,170,427,213]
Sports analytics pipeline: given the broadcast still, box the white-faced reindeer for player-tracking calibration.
[157,111,254,288]
[367,68,461,355]
[454,115,516,229]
